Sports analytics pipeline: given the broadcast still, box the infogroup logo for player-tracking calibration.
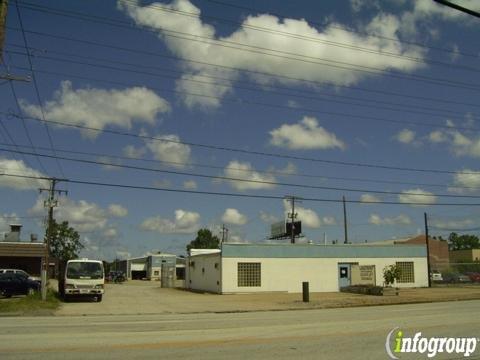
[385,327,479,359]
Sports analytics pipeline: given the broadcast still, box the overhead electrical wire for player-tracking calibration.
[1,141,477,192]
[7,27,480,111]
[7,6,480,91]
[3,112,480,176]
[6,45,477,122]
[2,172,480,206]
[2,146,480,201]
[18,0,480,72]
[13,1,65,178]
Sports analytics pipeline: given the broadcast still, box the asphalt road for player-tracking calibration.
[0,300,479,360]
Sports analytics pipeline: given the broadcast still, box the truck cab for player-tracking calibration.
[59,259,105,302]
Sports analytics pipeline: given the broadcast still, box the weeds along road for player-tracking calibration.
[1,300,479,360]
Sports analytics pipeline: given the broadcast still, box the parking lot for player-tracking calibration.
[50,279,480,316]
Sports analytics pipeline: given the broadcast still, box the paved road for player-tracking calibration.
[0,300,479,359]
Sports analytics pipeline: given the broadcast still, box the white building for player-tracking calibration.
[186,243,428,294]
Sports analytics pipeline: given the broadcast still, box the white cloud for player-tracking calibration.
[29,197,122,232]
[153,178,172,188]
[183,180,197,190]
[259,211,279,224]
[398,188,437,206]
[115,250,132,259]
[140,209,200,234]
[270,116,345,150]
[119,0,425,108]
[123,145,146,158]
[145,134,192,168]
[108,204,128,217]
[283,200,321,228]
[430,218,474,230]
[427,127,480,158]
[360,194,382,203]
[395,128,416,144]
[449,170,480,193]
[20,81,170,138]
[102,228,118,238]
[428,130,447,143]
[224,160,276,191]
[369,214,412,226]
[322,216,337,226]
[221,208,247,225]
[0,158,48,190]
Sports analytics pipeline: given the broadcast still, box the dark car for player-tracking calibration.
[0,273,40,298]
[443,273,471,284]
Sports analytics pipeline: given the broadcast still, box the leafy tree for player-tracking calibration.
[186,228,220,251]
[448,232,480,250]
[383,264,401,287]
[48,220,84,262]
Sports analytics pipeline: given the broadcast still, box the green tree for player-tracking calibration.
[448,232,480,250]
[48,220,84,262]
[186,228,220,251]
[383,264,401,287]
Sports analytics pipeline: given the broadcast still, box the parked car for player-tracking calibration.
[0,273,40,298]
[0,269,41,283]
[465,272,480,283]
[430,270,443,282]
[443,273,471,283]
[106,271,126,283]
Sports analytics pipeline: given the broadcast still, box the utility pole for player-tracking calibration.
[424,212,432,288]
[343,196,348,244]
[221,224,228,243]
[0,0,8,60]
[39,178,67,300]
[286,196,299,244]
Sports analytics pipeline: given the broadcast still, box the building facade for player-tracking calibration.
[449,249,480,263]
[187,243,429,294]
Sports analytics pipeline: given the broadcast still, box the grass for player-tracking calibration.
[0,290,61,315]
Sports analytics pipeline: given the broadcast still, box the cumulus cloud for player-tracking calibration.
[118,0,425,108]
[224,160,276,191]
[0,158,48,190]
[221,208,247,225]
[430,218,474,230]
[145,134,192,168]
[270,116,345,150]
[123,145,146,158]
[449,170,480,193]
[140,209,200,234]
[395,128,416,144]
[108,204,128,217]
[369,214,412,226]
[283,200,321,228]
[259,211,279,224]
[183,180,197,190]
[398,188,437,206]
[360,194,382,203]
[427,125,480,158]
[29,197,123,232]
[20,81,170,138]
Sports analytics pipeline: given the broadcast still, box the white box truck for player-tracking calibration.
[59,259,105,302]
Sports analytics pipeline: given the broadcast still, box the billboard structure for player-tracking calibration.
[269,220,302,240]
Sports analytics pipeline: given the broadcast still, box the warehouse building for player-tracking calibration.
[186,243,428,294]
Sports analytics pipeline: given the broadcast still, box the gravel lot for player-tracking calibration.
[52,280,480,316]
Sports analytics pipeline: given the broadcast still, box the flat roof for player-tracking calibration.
[221,243,427,258]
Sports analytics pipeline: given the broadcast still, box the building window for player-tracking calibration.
[396,262,415,283]
[154,271,159,276]
[237,262,261,287]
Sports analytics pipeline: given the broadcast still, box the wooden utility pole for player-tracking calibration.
[424,212,432,288]
[343,196,348,244]
[0,0,8,61]
[39,178,67,300]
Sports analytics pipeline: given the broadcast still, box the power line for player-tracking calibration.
[18,0,480,72]
[7,26,480,110]
[6,44,476,122]
[7,7,480,91]
[4,112,480,176]
[13,1,65,178]
[2,146,480,200]
[2,141,477,191]
[5,52,480,133]
[2,172,480,206]
[433,0,480,18]
[201,0,480,58]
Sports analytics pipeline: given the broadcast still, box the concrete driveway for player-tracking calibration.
[53,280,480,316]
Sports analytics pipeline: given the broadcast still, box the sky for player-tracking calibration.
[0,0,479,260]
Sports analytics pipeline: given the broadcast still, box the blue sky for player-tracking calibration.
[0,0,479,260]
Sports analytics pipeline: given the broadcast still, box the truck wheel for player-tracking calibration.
[94,295,102,302]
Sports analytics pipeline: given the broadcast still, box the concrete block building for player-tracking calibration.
[186,243,429,294]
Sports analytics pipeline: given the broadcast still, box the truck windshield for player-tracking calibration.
[66,262,104,280]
